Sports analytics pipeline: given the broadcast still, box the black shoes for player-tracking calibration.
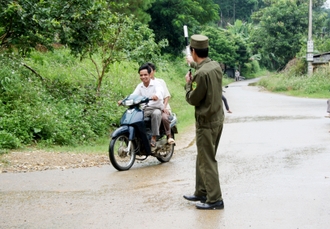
[183,195,224,210]
[196,201,224,210]
[183,195,207,203]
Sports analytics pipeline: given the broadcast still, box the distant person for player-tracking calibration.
[235,69,240,81]
[222,95,232,113]
[326,99,330,118]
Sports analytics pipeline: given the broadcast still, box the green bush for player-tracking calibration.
[0,52,117,148]
[242,60,260,78]
[0,131,21,149]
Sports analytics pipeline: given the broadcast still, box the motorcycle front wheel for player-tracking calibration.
[109,134,136,171]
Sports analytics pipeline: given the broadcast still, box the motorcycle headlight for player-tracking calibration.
[123,99,134,106]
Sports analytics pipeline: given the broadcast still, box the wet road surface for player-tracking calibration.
[1,79,330,229]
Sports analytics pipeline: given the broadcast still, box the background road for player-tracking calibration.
[1,78,330,229]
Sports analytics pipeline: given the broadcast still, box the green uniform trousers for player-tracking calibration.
[194,124,223,203]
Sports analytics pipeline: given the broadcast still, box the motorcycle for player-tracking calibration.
[109,94,178,171]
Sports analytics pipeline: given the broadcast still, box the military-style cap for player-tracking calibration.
[190,34,209,49]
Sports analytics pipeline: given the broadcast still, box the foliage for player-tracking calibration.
[215,0,265,27]
[50,1,167,93]
[0,1,166,95]
[0,50,196,150]
[83,12,167,93]
[0,0,115,55]
[147,0,220,55]
[202,26,238,65]
[0,0,55,55]
[312,0,328,8]
[0,52,116,148]
[250,0,309,71]
[244,60,261,76]
[227,19,251,38]
[202,23,257,76]
[0,131,21,150]
[108,0,156,24]
[311,7,330,53]
[262,0,326,7]
[314,37,330,53]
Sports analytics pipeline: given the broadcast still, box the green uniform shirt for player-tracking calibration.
[185,58,224,128]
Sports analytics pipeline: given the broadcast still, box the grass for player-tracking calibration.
[40,137,111,154]
[257,69,330,98]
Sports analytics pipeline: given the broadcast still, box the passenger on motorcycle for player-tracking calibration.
[131,64,164,147]
[147,62,175,145]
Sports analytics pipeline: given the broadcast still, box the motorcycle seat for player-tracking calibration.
[144,114,173,122]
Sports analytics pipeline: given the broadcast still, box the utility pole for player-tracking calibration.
[307,0,313,75]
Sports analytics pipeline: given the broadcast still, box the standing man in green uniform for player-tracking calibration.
[183,34,225,210]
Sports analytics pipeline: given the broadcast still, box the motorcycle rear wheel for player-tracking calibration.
[157,134,175,163]
[109,134,135,171]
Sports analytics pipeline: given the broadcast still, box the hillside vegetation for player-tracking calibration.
[1,49,236,152]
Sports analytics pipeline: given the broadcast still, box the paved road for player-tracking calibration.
[1,79,330,229]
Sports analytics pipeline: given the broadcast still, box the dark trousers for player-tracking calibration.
[222,95,229,111]
[161,112,171,136]
[194,124,223,203]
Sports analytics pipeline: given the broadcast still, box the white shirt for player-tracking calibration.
[155,77,171,112]
[132,79,164,110]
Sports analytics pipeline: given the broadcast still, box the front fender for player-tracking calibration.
[111,126,135,140]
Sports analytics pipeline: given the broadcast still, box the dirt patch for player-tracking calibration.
[0,150,109,173]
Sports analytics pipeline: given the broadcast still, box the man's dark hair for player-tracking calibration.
[146,62,156,71]
[138,63,152,74]
[190,47,208,58]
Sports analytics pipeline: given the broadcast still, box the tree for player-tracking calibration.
[226,20,252,69]
[147,0,220,55]
[87,13,168,93]
[202,26,238,65]
[54,0,167,93]
[0,0,55,55]
[1,0,167,93]
[262,0,325,7]
[312,1,330,42]
[311,0,327,8]
[250,0,309,70]
[108,0,156,24]
[214,0,265,27]
[202,23,252,75]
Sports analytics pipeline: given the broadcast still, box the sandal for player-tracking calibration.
[167,138,175,145]
[150,139,156,147]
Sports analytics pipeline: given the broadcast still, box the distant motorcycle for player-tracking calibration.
[109,94,178,171]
